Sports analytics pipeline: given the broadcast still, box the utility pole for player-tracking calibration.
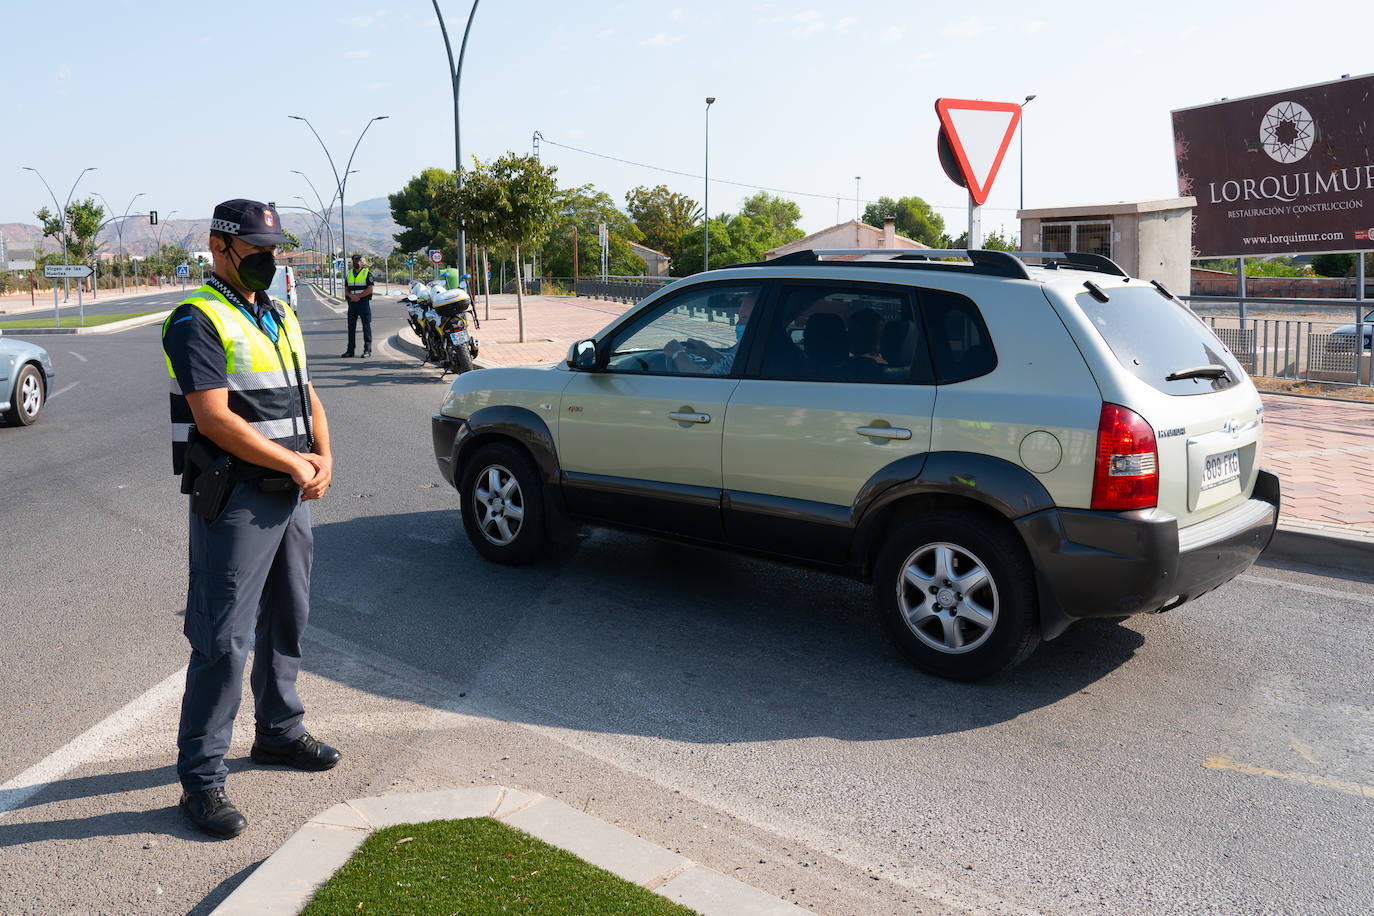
[704,97,715,272]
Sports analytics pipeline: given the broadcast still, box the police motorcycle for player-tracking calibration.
[431,281,480,374]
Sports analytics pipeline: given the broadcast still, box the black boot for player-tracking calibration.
[361,344,372,358]
[180,787,247,838]
[251,732,341,771]
[340,349,356,358]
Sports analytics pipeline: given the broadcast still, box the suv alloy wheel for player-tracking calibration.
[874,511,1039,680]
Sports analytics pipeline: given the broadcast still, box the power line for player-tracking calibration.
[537,135,1019,214]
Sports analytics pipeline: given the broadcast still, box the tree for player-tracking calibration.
[455,152,559,342]
[862,195,945,247]
[739,192,804,245]
[942,228,1018,251]
[626,184,700,262]
[389,167,458,263]
[280,231,301,252]
[539,184,643,279]
[1311,253,1372,278]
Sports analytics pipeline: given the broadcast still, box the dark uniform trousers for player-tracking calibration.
[176,480,313,792]
[346,297,372,352]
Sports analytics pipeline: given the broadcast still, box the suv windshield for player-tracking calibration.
[1076,286,1244,395]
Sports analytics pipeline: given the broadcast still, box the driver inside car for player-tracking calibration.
[662,291,758,374]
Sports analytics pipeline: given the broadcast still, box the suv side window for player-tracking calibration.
[920,289,997,383]
[604,284,762,376]
[756,283,933,384]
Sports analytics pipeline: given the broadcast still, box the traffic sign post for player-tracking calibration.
[935,98,1022,249]
[45,264,95,327]
[177,262,189,294]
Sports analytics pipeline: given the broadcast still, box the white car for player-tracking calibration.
[268,264,298,310]
[0,329,56,426]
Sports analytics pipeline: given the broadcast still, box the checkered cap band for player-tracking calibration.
[210,218,241,234]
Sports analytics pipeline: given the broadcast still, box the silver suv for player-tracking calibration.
[431,250,1280,680]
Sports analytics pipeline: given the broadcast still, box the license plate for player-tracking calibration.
[1201,449,1240,491]
[450,329,470,345]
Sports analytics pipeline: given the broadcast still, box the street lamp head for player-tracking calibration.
[374,115,389,121]
[705,97,716,105]
[1024,94,1037,104]
[289,115,305,120]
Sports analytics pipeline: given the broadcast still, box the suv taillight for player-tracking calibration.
[1091,403,1158,510]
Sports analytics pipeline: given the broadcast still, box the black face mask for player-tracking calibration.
[229,246,277,292]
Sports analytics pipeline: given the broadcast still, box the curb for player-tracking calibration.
[0,309,173,335]
[388,326,494,371]
[1266,519,1374,566]
[209,786,806,916]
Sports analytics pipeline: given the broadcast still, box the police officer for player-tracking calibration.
[342,253,374,357]
[162,199,339,839]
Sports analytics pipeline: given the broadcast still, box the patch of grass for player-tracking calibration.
[0,311,162,329]
[301,818,701,916]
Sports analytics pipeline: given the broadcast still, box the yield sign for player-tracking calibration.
[935,98,1022,206]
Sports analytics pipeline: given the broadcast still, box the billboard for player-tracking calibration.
[1172,73,1374,257]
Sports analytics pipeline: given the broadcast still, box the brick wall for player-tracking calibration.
[1190,271,1364,298]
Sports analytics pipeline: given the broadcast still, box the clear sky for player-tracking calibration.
[4,0,1369,241]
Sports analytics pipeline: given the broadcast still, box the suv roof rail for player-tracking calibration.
[740,248,1129,280]
[1015,251,1128,277]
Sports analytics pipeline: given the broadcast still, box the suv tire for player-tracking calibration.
[460,442,548,565]
[874,510,1039,680]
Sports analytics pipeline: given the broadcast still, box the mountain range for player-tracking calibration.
[1,197,400,258]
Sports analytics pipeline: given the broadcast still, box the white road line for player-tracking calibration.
[0,665,186,817]
[1238,573,1374,605]
[66,351,88,363]
[50,382,79,399]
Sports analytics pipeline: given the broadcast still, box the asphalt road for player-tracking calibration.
[0,283,1371,914]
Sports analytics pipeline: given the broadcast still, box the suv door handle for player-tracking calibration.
[857,426,912,440]
[669,411,711,424]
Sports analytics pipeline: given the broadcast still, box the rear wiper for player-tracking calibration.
[1165,364,1231,382]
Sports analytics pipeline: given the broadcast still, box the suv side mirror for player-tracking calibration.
[569,338,599,370]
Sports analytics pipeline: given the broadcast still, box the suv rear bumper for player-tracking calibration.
[1016,469,1280,639]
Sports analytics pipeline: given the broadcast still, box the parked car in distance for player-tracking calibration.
[0,329,56,426]
[430,248,1280,681]
[1330,307,1373,351]
[267,264,298,310]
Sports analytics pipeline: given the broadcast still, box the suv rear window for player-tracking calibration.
[1076,286,1244,394]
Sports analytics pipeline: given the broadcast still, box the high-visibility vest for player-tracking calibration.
[163,283,311,474]
[345,266,372,296]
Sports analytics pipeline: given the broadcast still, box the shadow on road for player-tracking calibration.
[306,510,1146,748]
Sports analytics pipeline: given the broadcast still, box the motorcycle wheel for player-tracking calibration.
[449,342,473,374]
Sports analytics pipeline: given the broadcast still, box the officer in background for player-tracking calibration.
[342,253,373,357]
[162,199,339,839]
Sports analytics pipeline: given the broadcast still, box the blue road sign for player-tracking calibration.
[334,258,345,269]
[176,264,189,278]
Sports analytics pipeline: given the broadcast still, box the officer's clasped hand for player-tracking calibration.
[295,452,333,501]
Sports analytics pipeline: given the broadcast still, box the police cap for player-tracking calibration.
[209,199,289,246]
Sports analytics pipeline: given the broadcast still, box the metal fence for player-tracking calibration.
[1187,295,1372,386]
[574,276,675,303]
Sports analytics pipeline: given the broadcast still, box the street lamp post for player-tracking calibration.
[289,115,387,294]
[855,176,861,220]
[704,96,715,272]
[1020,94,1037,213]
[95,191,145,294]
[432,0,482,271]
[22,165,96,302]
[292,170,340,293]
